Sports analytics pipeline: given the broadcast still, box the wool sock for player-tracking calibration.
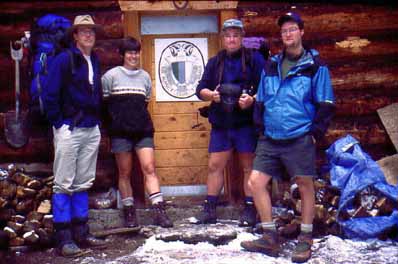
[301,223,313,233]
[122,197,134,207]
[260,221,277,232]
[149,192,164,205]
[244,196,254,205]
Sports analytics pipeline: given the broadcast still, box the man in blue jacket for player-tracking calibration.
[241,12,335,263]
[195,19,265,226]
[43,14,107,257]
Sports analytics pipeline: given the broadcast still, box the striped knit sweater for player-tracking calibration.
[101,66,154,137]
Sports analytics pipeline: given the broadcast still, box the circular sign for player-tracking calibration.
[158,41,205,99]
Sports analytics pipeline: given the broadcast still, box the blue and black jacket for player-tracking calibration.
[196,47,265,129]
[255,48,335,140]
[42,46,102,129]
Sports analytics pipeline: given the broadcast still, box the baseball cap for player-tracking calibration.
[222,19,244,31]
[277,12,304,29]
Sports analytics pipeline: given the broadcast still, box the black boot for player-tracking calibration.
[72,218,108,249]
[54,223,85,257]
[239,202,258,227]
[195,200,217,224]
[123,205,138,228]
[151,201,173,228]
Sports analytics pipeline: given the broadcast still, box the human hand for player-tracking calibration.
[239,93,254,109]
[212,85,221,103]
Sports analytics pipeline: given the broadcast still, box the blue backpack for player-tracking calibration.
[29,14,72,125]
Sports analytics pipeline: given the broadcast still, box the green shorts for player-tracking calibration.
[111,136,154,153]
[253,134,316,180]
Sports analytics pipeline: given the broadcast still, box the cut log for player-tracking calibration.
[0,180,17,199]
[37,200,51,214]
[27,211,43,222]
[3,226,17,239]
[16,186,37,199]
[8,237,24,247]
[23,231,39,244]
[6,221,23,234]
[11,172,32,186]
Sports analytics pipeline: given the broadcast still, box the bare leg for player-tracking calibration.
[296,176,315,224]
[238,152,255,197]
[115,152,133,199]
[135,147,160,195]
[248,170,273,222]
[207,150,232,195]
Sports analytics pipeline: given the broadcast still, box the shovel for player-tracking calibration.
[4,40,29,148]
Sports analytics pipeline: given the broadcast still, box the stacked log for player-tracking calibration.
[273,178,397,239]
[0,165,54,248]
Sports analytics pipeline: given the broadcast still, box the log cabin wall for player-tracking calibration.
[0,1,397,201]
[238,1,398,164]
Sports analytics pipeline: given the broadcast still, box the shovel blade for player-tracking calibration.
[4,110,29,148]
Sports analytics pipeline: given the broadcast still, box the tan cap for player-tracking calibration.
[67,14,102,36]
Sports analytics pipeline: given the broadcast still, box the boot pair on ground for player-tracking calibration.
[195,199,258,227]
[123,201,173,228]
[241,228,313,263]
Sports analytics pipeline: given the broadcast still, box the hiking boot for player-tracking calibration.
[80,234,108,249]
[72,222,108,249]
[241,229,280,257]
[194,200,217,224]
[123,205,138,228]
[239,202,257,227]
[292,232,313,263]
[151,201,173,228]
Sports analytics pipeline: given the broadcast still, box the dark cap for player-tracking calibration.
[277,12,304,29]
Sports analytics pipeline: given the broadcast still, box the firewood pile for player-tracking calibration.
[0,164,53,248]
[274,178,397,239]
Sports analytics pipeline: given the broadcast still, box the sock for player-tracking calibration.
[149,192,164,205]
[260,221,276,232]
[122,197,134,207]
[205,195,218,204]
[301,223,313,233]
[244,196,254,205]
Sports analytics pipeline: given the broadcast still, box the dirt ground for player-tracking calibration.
[7,233,146,264]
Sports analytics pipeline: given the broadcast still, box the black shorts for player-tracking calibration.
[253,134,316,180]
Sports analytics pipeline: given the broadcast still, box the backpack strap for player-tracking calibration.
[66,49,76,75]
[216,50,225,86]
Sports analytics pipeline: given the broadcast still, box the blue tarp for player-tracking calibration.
[326,134,398,238]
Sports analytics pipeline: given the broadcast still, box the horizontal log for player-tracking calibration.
[314,40,398,66]
[153,101,209,115]
[325,119,389,146]
[155,148,208,167]
[157,166,208,186]
[240,4,398,39]
[331,67,398,91]
[154,131,209,149]
[95,39,124,67]
[0,2,120,15]
[152,113,211,132]
[335,95,398,117]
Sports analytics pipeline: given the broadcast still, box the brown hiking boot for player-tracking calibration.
[152,201,173,228]
[292,232,313,263]
[240,229,280,257]
[123,205,138,228]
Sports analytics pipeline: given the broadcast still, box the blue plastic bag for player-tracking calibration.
[326,134,398,238]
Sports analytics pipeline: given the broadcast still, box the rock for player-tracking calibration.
[155,223,237,246]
